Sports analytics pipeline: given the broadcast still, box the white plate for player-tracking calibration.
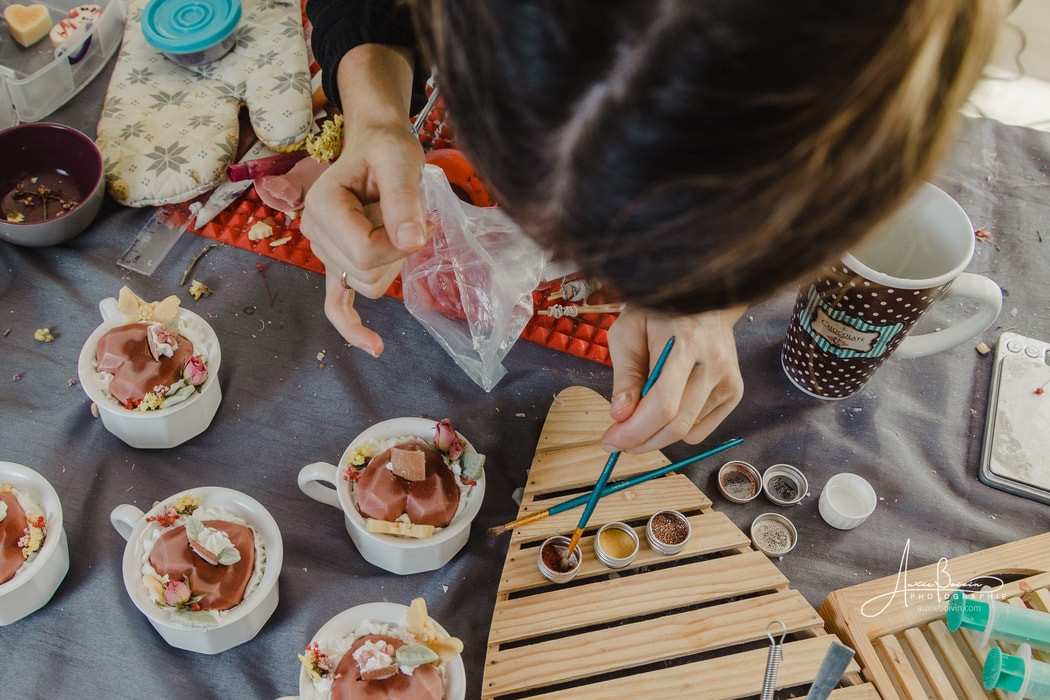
[299,602,466,700]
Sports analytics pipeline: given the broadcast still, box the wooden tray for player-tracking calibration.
[820,532,1050,699]
[482,386,881,699]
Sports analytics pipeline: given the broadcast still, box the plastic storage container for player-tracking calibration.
[0,0,125,128]
[140,0,240,67]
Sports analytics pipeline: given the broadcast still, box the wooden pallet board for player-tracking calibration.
[482,386,881,699]
[819,532,1050,699]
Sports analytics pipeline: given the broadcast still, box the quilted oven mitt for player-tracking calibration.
[96,0,313,206]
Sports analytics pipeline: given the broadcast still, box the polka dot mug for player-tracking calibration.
[782,183,1002,399]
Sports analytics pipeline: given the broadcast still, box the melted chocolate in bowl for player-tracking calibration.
[0,124,100,223]
[0,170,82,223]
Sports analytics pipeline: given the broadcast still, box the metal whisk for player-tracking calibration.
[761,620,787,700]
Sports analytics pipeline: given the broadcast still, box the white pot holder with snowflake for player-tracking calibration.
[96,0,313,207]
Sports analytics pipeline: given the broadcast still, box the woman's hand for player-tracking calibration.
[601,305,747,453]
[299,43,429,356]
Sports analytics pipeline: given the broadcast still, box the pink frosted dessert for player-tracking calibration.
[91,287,211,411]
[344,419,484,538]
[0,484,46,585]
[300,598,462,700]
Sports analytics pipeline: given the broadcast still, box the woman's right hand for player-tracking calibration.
[299,43,430,356]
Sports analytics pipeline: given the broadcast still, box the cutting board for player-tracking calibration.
[820,532,1050,699]
[481,386,882,699]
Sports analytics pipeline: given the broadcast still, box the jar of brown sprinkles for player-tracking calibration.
[645,509,691,555]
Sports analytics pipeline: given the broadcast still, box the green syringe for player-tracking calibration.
[984,645,1050,699]
[946,590,1050,650]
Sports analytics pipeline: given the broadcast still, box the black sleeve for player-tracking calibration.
[306,0,427,113]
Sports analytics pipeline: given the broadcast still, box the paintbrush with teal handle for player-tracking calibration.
[562,335,676,562]
[487,435,744,535]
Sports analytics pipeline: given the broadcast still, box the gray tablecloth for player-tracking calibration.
[1,63,1048,699]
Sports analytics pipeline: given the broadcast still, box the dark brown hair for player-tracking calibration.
[412,0,1002,313]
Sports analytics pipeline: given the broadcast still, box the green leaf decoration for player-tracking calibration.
[461,453,486,481]
[216,546,241,566]
[184,515,203,540]
[394,644,439,668]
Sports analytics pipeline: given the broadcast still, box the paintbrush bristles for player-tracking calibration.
[563,528,583,566]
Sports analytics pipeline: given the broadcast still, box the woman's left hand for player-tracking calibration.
[601,305,747,453]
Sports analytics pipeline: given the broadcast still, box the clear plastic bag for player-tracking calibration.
[402,165,549,391]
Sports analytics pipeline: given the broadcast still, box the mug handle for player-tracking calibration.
[99,296,119,322]
[895,273,1002,359]
[110,504,144,541]
[297,462,342,509]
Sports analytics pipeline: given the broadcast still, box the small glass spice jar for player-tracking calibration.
[537,535,582,583]
[594,521,639,568]
[645,509,691,555]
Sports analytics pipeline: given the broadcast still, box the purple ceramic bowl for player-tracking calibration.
[0,123,105,247]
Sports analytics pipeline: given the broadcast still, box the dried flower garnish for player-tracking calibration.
[173,494,200,515]
[299,642,339,682]
[138,393,164,411]
[305,114,344,163]
[33,328,55,342]
[145,504,179,528]
[144,573,205,611]
[188,280,212,300]
[184,355,207,386]
[433,419,463,460]
[6,211,25,222]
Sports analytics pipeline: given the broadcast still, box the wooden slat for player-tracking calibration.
[484,589,823,697]
[521,635,861,700]
[497,511,750,593]
[827,686,884,699]
[489,550,787,643]
[903,626,957,700]
[926,620,988,700]
[875,633,928,698]
[526,443,670,493]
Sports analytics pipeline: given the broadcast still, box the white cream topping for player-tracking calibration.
[146,323,177,358]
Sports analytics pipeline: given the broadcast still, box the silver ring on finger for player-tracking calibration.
[340,272,353,293]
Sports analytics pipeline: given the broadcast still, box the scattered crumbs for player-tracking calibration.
[303,567,308,573]
[622,490,635,501]
[970,408,978,417]
[2,328,10,336]
[90,402,99,417]
[33,328,54,342]
[1010,308,1018,317]
[442,585,448,593]
[12,373,24,381]
[67,378,78,387]
[269,236,292,247]
[247,219,274,241]
[975,341,991,356]
[316,350,326,362]
[515,412,525,418]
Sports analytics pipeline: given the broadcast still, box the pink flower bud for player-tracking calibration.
[184,355,208,386]
[434,418,463,460]
[164,579,191,606]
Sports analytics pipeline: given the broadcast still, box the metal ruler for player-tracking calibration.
[117,205,192,275]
